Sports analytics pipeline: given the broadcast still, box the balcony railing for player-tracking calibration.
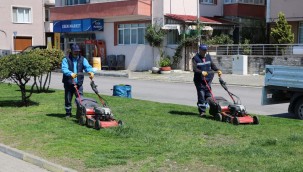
[208,44,303,56]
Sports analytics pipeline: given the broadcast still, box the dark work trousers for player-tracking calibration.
[194,82,213,114]
[64,84,83,114]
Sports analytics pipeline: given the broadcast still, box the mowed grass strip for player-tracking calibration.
[0,83,303,172]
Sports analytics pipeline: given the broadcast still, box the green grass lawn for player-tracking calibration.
[0,83,303,172]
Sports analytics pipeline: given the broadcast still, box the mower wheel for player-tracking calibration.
[224,116,231,123]
[214,113,222,121]
[79,115,87,126]
[95,119,101,130]
[118,120,123,126]
[253,116,259,125]
[233,117,240,125]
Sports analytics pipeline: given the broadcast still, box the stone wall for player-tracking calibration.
[211,55,303,74]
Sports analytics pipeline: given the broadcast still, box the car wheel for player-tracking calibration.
[294,99,303,120]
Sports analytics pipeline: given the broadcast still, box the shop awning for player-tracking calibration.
[162,24,181,35]
[53,18,104,33]
[165,14,234,25]
[202,26,213,31]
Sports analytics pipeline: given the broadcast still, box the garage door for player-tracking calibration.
[15,37,32,51]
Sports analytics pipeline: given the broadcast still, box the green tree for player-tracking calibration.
[270,12,294,44]
[31,49,64,92]
[145,24,166,66]
[0,53,51,105]
[205,34,234,45]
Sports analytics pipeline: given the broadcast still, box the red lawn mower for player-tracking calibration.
[74,78,122,130]
[207,77,259,125]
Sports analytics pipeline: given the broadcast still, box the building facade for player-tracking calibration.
[50,0,203,71]
[266,0,303,43]
[0,0,47,55]
[51,0,287,71]
[197,0,266,43]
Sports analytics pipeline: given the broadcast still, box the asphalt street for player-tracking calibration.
[48,72,291,117]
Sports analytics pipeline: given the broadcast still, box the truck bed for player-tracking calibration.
[262,65,303,105]
[265,65,303,89]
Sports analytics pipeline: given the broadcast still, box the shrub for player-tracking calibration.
[0,53,51,105]
[158,57,171,67]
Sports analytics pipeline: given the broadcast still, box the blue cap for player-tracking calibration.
[71,44,80,52]
[199,44,208,51]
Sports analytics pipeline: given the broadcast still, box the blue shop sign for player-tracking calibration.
[54,19,104,32]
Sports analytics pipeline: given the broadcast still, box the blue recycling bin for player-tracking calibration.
[112,84,132,98]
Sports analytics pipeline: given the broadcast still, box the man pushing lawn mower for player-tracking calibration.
[192,44,222,118]
[192,44,259,125]
[61,44,95,118]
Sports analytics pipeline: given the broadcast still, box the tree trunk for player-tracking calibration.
[19,84,28,106]
[35,72,52,93]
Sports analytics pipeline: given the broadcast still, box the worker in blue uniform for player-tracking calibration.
[192,44,222,117]
[61,44,95,118]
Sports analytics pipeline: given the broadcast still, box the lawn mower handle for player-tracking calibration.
[89,78,108,107]
[219,77,228,91]
[218,77,241,104]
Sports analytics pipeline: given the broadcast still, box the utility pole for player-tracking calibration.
[197,0,200,49]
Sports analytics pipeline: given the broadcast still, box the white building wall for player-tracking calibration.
[152,0,164,26]
[0,0,44,51]
[150,0,198,70]
[267,0,303,22]
[152,0,198,25]
[163,0,198,16]
[200,1,223,17]
[96,21,154,71]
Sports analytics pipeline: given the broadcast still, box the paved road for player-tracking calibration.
[49,72,291,116]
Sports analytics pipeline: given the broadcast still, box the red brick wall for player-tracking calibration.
[224,4,266,19]
[50,0,151,21]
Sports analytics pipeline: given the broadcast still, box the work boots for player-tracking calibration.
[65,112,72,118]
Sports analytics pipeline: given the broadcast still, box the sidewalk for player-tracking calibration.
[95,70,265,87]
[0,143,77,172]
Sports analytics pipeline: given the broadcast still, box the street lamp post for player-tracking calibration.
[13,31,17,54]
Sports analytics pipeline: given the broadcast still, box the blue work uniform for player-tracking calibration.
[192,53,219,114]
[61,54,94,115]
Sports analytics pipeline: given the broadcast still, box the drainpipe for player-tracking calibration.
[266,0,271,43]
[151,0,154,25]
[42,0,46,46]
[197,0,200,49]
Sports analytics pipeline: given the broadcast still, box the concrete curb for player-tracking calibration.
[95,71,128,78]
[0,143,77,172]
